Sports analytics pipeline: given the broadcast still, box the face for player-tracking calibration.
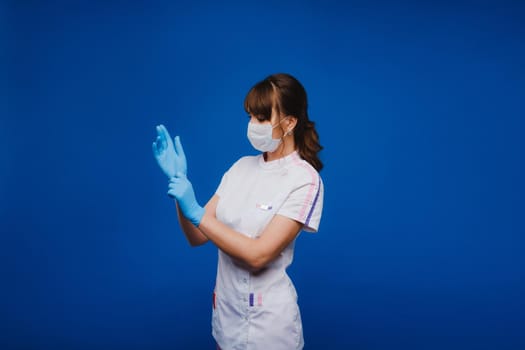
[249,107,295,140]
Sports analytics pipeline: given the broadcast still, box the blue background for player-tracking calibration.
[2,1,524,349]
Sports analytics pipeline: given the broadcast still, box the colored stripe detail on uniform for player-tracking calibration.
[292,153,321,223]
[305,177,321,227]
[249,293,254,307]
[258,293,263,306]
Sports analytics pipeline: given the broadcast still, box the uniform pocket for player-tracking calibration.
[275,296,303,348]
[286,282,303,348]
[211,291,218,330]
[211,291,224,336]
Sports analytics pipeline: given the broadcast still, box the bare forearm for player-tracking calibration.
[198,214,263,269]
[175,200,209,246]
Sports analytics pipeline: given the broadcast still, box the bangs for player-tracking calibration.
[243,80,277,121]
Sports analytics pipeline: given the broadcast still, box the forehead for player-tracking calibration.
[244,80,279,121]
[249,108,280,125]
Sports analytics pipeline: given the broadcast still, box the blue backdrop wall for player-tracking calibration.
[2,1,524,349]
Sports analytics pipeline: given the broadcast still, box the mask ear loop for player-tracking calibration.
[278,116,291,137]
[283,116,295,137]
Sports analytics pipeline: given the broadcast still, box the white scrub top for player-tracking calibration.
[212,151,324,350]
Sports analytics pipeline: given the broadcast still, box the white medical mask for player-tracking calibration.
[247,118,287,152]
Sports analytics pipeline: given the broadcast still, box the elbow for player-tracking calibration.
[247,259,264,272]
[244,241,278,271]
[188,236,209,247]
[246,252,271,272]
[189,241,204,247]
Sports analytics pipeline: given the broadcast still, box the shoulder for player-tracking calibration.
[224,154,261,175]
[234,155,260,168]
[287,154,323,188]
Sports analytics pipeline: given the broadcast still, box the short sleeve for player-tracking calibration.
[215,170,229,198]
[215,158,242,198]
[277,176,324,233]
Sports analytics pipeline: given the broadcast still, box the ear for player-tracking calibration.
[285,116,298,135]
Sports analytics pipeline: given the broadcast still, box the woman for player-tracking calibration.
[152,73,324,349]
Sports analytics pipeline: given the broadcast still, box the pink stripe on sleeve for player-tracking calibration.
[292,153,320,222]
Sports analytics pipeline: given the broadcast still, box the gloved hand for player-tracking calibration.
[168,173,205,227]
[152,124,187,178]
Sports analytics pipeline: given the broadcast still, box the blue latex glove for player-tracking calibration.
[152,124,187,178]
[168,173,205,227]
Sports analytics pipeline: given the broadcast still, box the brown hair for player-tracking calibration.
[244,73,323,171]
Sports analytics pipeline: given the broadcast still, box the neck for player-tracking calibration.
[264,137,296,162]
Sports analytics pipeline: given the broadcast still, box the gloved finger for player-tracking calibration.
[156,126,168,150]
[152,141,159,157]
[157,124,170,137]
[154,136,163,152]
[169,173,184,183]
[174,136,187,164]
[156,125,167,149]
[169,178,182,186]
[153,136,160,151]
[167,189,176,198]
[171,182,187,192]
[158,124,175,149]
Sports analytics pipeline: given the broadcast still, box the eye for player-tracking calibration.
[248,114,267,122]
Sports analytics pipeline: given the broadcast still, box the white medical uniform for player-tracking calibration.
[212,151,324,350]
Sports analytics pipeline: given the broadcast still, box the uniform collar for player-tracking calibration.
[258,150,300,170]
